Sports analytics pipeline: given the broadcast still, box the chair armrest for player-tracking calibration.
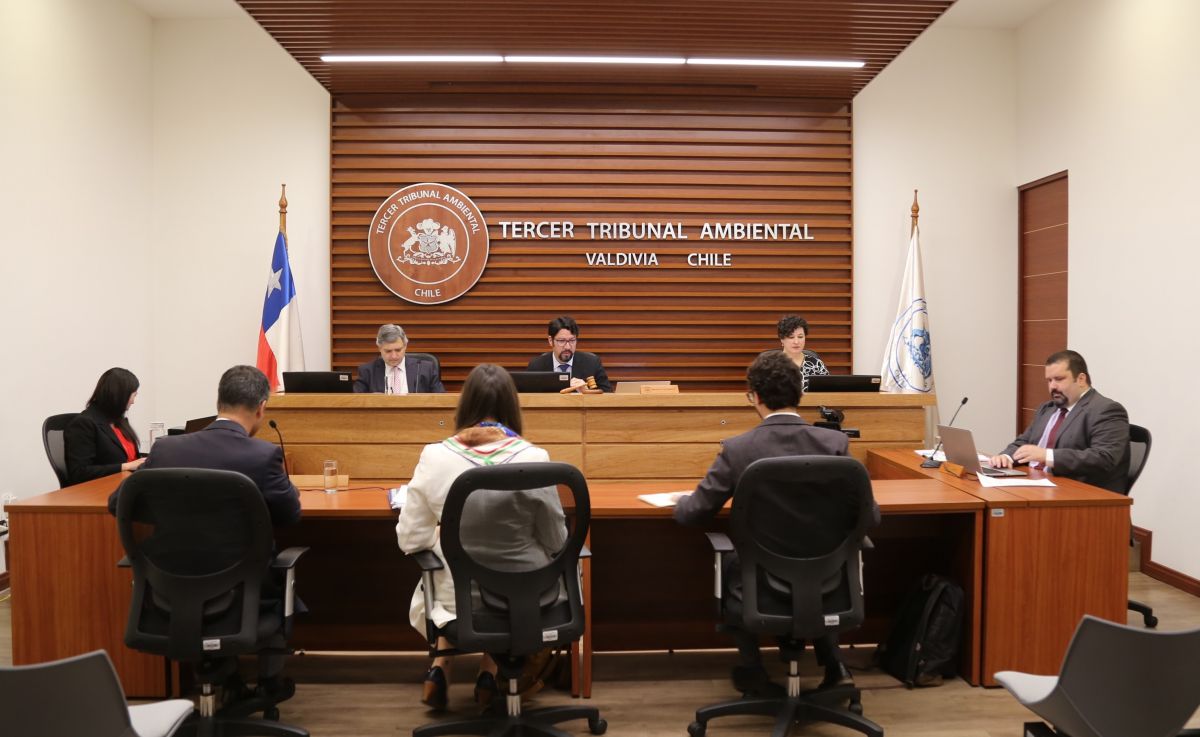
[117,556,131,568]
[271,546,309,569]
[705,532,733,553]
[579,544,592,559]
[862,535,875,551]
[411,549,444,571]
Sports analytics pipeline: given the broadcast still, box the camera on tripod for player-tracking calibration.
[814,406,860,438]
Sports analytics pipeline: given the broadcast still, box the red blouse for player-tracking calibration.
[111,425,137,462]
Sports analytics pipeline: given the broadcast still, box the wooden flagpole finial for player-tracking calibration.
[910,189,920,232]
[278,184,288,237]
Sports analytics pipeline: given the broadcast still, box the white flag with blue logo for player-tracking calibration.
[880,223,934,393]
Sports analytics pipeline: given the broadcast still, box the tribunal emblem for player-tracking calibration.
[367,183,489,305]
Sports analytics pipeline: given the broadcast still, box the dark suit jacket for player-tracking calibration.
[106,419,302,526]
[674,413,879,536]
[65,405,139,485]
[1001,388,1130,492]
[353,355,445,393]
[526,350,613,392]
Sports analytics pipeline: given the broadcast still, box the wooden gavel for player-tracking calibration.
[560,376,604,394]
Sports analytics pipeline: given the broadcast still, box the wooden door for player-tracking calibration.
[1017,172,1068,431]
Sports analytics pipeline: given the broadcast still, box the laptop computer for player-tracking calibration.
[183,415,217,434]
[806,374,882,392]
[281,371,354,393]
[507,370,571,393]
[938,425,1027,477]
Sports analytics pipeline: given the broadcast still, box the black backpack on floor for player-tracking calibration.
[877,573,965,687]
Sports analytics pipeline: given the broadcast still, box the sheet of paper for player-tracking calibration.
[638,491,688,508]
[915,449,947,462]
[388,485,408,509]
[976,474,1056,488]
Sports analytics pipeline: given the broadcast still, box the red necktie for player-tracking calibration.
[1042,408,1068,449]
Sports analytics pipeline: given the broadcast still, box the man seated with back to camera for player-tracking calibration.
[106,365,303,701]
[526,315,613,392]
[989,349,1129,492]
[673,350,879,696]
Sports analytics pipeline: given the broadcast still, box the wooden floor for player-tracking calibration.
[2,573,1198,736]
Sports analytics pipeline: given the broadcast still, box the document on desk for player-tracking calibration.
[638,491,688,508]
[915,449,947,462]
[388,485,408,510]
[975,474,1056,488]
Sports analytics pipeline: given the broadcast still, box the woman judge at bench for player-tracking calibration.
[396,363,568,712]
[65,367,146,484]
[778,314,829,391]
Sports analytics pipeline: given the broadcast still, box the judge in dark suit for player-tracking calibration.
[106,365,301,526]
[674,350,878,695]
[990,349,1130,492]
[525,315,613,392]
[65,367,146,485]
[354,323,445,394]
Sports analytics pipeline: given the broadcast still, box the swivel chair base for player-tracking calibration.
[175,682,309,737]
[413,704,607,737]
[688,675,881,737]
[1129,598,1158,628]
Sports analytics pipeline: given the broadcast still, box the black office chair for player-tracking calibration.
[411,462,606,737]
[1124,424,1157,628]
[116,468,309,737]
[408,352,441,377]
[42,412,78,488]
[688,456,883,737]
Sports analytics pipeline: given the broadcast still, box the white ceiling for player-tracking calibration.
[940,0,1059,29]
[127,0,241,19]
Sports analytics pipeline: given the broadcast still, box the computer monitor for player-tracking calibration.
[281,371,354,393]
[506,370,571,393]
[806,374,882,392]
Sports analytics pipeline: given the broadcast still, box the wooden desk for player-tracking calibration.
[866,449,1130,685]
[263,392,935,483]
[8,471,983,698]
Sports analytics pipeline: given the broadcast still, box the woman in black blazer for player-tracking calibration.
[65,367,146,484]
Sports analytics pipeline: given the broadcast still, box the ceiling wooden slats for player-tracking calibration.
[236,0,953,99]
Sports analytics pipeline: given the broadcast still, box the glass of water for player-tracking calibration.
[323,460,339,493]
[148,422,167,448]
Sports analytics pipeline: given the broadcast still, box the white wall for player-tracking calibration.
[853,25,1019,453]
[0,1,329,573]
[150,15,330,425]
[0,0,155,519]
[1015,0,1200,578]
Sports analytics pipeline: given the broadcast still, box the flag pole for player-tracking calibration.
[911,189,919,235]
[278,184,288,241]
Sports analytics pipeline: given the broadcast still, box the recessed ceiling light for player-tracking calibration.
[686,58,865,68]
[320,54,504,63]
[504,55,686,65]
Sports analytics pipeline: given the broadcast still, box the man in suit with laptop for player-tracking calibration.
[354,323,446,394]
[526,315,613,392]
[674,350,879,696]
[989,349,1130,492]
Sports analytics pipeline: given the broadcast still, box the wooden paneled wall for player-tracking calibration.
[331,94,852,391]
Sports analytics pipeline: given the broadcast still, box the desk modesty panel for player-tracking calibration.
[261,391,935,483]
[866,448,1130,685]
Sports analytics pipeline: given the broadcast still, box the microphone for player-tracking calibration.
[921,397,968,469]
[268,419,290,474]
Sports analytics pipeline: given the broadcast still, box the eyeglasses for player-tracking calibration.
[553,338,578,346]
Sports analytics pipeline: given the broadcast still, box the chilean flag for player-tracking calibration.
[256,231,305,391]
